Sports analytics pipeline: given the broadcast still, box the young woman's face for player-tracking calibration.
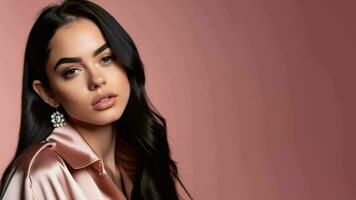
[34,18,130,126]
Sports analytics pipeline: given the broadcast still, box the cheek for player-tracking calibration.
[52,80,89,108]
[106,66,130,97]
[119,73,130,97]
[54,87,92,122]
[120,75,130,104]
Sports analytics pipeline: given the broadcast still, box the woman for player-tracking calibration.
[0,0,193,199]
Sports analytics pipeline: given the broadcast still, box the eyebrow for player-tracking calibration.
[53,43,109,71]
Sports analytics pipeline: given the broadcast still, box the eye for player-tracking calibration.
[62,68,81,79]
[100,55,113,65]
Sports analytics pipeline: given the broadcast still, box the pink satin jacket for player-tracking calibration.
[0,123,137,200]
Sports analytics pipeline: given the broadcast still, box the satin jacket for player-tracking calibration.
[0,122,138,200]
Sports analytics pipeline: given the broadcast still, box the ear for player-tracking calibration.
[32,80,59,107]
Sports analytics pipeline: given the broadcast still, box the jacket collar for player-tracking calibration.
[45,121,137,199]
[45,121,100,169]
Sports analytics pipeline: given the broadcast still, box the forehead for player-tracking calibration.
[47,18,106,66]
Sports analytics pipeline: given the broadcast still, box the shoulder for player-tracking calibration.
[1,141,69,199]
[15,141,66,177]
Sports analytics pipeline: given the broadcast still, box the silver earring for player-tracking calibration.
[51,106,66,128]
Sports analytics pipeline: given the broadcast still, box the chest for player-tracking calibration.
[66,167,129,200]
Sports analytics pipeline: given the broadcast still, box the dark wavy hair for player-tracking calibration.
[0,0,193,199]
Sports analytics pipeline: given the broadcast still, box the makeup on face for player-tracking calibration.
[44,18,130,126]
[53,43,110,72]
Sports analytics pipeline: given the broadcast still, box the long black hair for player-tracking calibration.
[0,0,193,199]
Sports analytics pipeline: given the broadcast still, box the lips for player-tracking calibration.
[91,92,118,107]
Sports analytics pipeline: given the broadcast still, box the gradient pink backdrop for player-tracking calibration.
[1,0,355,199]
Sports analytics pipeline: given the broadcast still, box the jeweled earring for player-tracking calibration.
[51,106,66,128]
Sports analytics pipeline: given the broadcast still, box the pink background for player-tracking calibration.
[1,0,355,199]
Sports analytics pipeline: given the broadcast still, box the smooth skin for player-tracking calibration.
[32,18,131,189]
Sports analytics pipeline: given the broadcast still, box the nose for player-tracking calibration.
[88,68,107,90]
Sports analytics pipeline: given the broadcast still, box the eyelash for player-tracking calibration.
[100,55,113,64]
[62,55,114,79]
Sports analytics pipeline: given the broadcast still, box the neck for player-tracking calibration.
[68,118,117,169]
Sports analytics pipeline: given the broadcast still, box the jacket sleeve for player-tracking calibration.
[0,163,36,199]
[0,160,70,200]
[0,142,71,200]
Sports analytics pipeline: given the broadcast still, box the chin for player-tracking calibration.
[69,107,124,127]
[89,112,123,125]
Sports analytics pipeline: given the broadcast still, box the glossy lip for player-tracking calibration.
[91,91,118,107]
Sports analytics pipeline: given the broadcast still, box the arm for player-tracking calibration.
[1,165,36,200]
[1,166,71,200]
[1,143,73,200]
